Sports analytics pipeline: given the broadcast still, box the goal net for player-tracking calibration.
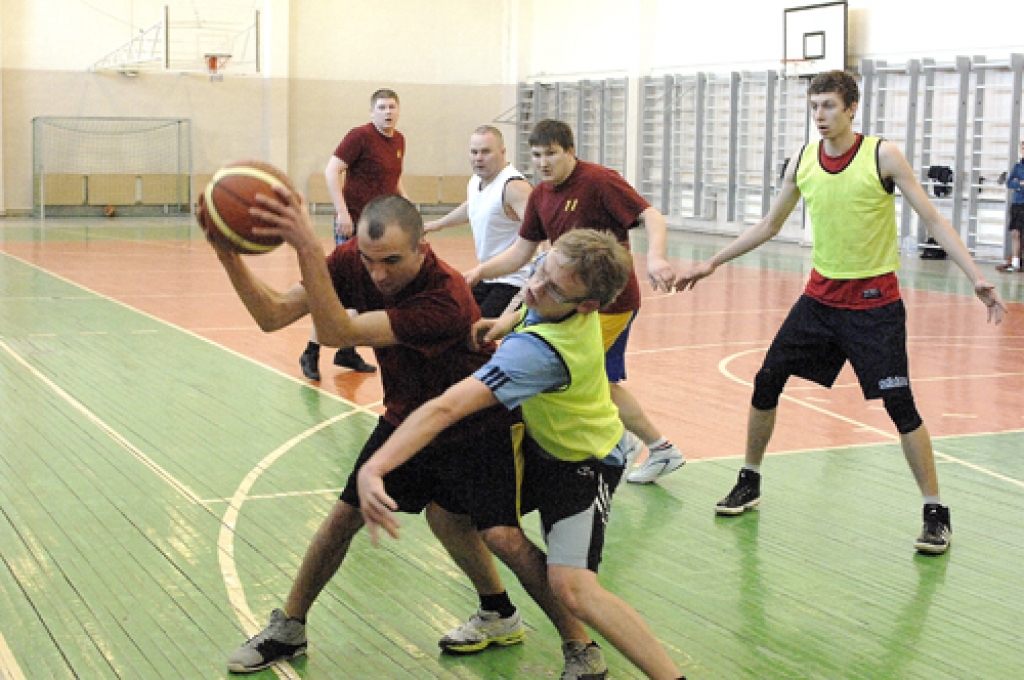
[32,117,192,217]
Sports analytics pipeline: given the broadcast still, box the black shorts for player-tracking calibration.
[473,281,521,318]
[1009,203,1024,234]
[520,438,624,572]
[339,417,525,530]
[762,295,912,400]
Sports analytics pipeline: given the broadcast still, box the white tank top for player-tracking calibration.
[467,164,531,288]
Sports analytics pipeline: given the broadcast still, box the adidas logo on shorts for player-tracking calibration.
[878,376,909,390]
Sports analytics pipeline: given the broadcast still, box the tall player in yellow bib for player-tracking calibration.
[678,70,1006,556]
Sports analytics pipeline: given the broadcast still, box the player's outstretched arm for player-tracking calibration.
[638,206,677,292]
[465,236,538,287]
[357,378,500,546]
[197,196,311,331]
[424,202,469,233]
[677,161,802,291]
[881,142,1006,324]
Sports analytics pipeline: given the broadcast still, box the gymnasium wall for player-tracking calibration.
[521,0,1024,80]
[1,0,1021,214]
[0,0,517,214]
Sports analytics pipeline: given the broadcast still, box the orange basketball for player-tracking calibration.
[200,160,295,255]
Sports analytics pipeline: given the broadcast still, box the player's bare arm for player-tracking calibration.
[465,236,538,287]
[638,206,677,292]
[468,308,520,350]
[357,378,499,545]
[325,155,354,238]
[503,178,532,221]
[396,177,409,201]
[196,199,311,331]
[677,156,803,291]
[880,141,1007,323]
[424,202,469,233]
[251,186,404,347]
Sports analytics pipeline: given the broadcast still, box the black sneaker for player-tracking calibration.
[334,347,377,373]
[299,348,321,381]
[915,504,951,555]
[227,608,307,673]
[715,468,761,516]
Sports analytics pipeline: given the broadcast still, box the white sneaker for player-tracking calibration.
[627,442,685,484]
[561,640,608,679]
[227,608,307,674]
[438,608,525,654]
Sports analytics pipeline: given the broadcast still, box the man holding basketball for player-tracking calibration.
[465,119,686,485]
[204,194,600,676]
[677,70,1006,555]
[300,88,409,381]
[424,125,534,317]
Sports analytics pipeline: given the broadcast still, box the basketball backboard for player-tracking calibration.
[90,2,260,78]
[783,2,848,79]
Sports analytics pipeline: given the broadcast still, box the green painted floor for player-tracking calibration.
[1,223,1022,679]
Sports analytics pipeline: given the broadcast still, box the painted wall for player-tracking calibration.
[518,0,1024,79]
[2,0,1021,213]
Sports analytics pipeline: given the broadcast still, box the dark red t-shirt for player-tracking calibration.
[325,240,516,440]
[520,160,647,314]
[334,123,405,225]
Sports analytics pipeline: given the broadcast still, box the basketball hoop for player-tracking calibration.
[205,53,231,82]
[781,58,815,80]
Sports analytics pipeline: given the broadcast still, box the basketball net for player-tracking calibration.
[205,53,232,82]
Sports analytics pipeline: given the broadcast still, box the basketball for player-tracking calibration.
[103,205,116,218]
[199,160,295,255]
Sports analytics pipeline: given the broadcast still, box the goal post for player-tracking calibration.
[32,117,193,217]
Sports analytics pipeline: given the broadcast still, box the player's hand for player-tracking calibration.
[647,255,677,293]
[250,186,319,251]
[464,266,483,287]
[335,212,354,240]
[675,260,718,292]
[469,318,499,350]
[974,280,1007,324]
[356,467,401,547]
[423,220,443,233]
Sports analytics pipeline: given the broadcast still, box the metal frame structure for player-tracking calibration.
[515,78,628,181]
[90,5,260,77]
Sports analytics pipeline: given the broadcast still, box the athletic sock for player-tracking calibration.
[1013,257,1021,268]
[742,464,761,474]
[923,495,942,506]
[649,437,677,453]
[479,592,516,618]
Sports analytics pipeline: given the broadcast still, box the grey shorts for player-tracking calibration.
[521,437,625,572]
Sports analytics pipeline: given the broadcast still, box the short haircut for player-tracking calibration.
[553,230,632,307]
[473,125,504,145]
[807,70,860,107]
[371,88,400,107]
[528,119,575,151]
[360,195,423,248]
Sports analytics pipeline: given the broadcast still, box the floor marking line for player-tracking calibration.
[218,410,361,680]
[201,488,344,504]
[0,338,202,504]
[0,631,27,680]
[718,347,1024,489]
[0,250,372,412]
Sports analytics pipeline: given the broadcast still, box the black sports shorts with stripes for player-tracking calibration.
[520,437,624,572]
[339,416,525,531]
[762,294,913,400]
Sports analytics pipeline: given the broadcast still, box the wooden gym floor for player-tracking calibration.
[0,214,1022,679]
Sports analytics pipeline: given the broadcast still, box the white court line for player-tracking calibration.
[0,632,26,680]
[0,338,202,504]
[218,410,365,680]
[717,347,1024,489]
[201,488,343,504]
